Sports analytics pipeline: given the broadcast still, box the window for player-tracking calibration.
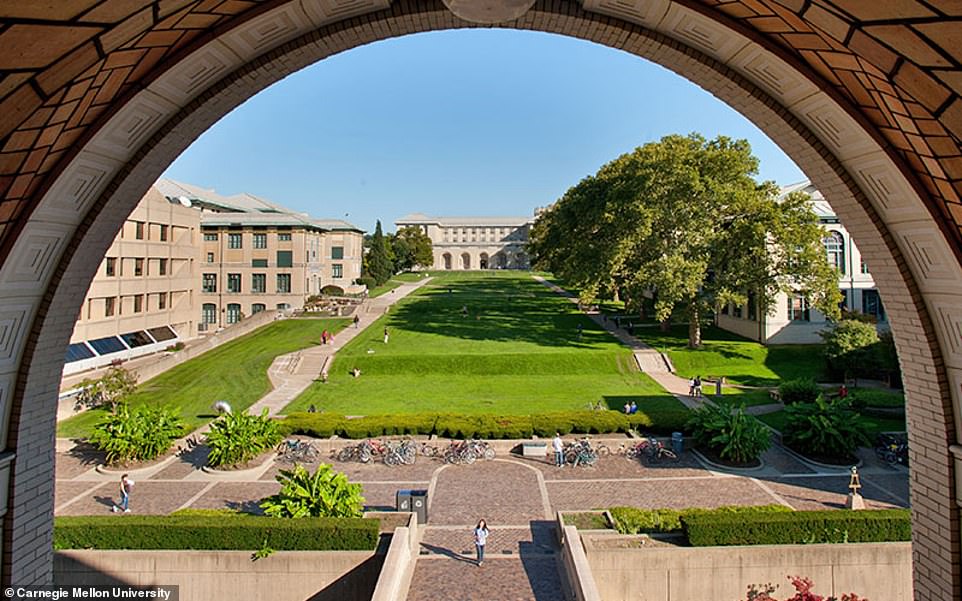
[228,233,242,249]
[331,246,344,260]
[121,330,152,347]
[202,273,217,293]
[278,232,292,242]
[253,233,267,249]
[133,295,144,313]
[157,292,167,310]
[105,257,116,277]
[824,230,845,274]
[720,303,729,315]
[277,273,291,293]
[105,297,115,317]
[158,258,168,276]
[159,224,168,241]
[276,250,293,268]
[89,336,127,355]
[226,303,241,324]
[148,326,176,342]
[202,303,217,325]
[277,303,291,311]
[227,273,241,293]
[134,258,144,276]
[861,261,870,274]
[251,258,268,267]
[135,221,144,240]
[788,295,810,321]
[252,273,266,293]
[65,343,95,363]
[747,292,757,321]
[204,232,218,242]
[732,303,743,319]
[332,264,343,279]
[252,303,266,314]
[207,252,215,263]
[862,289,886,322]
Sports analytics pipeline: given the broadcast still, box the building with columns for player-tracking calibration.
[716,181,885,344]
[395,213,535,270]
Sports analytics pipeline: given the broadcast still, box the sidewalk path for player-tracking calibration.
[247,276,433,417]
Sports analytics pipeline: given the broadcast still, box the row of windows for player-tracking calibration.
[442,227,520,243]
[721,289,886,323]
[123,221,171,242]
[202,303,288,325]
[105,257,171,277]
[97,293,170,318]
[204,231,343,256]
[823,230,871,276]
[203,273,292,294]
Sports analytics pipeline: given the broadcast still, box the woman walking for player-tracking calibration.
[474,519,489,566]
[112,474,133,513]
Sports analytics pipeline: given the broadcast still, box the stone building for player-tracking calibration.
[65,186,200,375]
[395,213,534,270]
[716,181,884,344]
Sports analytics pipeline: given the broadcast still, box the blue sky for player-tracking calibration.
[164,29,805,234]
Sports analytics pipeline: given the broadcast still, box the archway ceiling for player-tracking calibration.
[0,0,960,260]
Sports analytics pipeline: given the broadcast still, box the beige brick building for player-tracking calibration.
[395,213,535,270]
[65,186,200,375]
[717,181,884,344]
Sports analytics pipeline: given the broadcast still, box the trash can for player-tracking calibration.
[396,489,412,513]
[671,432,684,455]
[410,489,429,524]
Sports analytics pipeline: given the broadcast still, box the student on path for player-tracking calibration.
[474,519,489,566]
[383,327,389,344]
[694,376,702,398]
[689,377,697,397]
[552,433,564,467]
[321,329,329,345]
[353,315,360,329]
[112,474,133,513]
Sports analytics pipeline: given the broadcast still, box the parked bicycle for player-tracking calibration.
[382,438,418,466]
[276,439,320,464]
[564,438,599,467]
[336,439,387,463]
[636,437,678,463]
[874,433,908,466]
[443,440,478,465]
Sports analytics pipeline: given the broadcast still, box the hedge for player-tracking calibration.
[609,505,791,535]
[54,515,380,551]
[681,508,911,546]
[280,409,691,440]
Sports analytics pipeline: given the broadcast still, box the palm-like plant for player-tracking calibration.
[260,464,364,518]
[90,402,183,465]
[206,409,281,468]
[686,402,770,464]
[782,396,869,459]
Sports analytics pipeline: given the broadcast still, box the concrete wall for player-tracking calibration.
[583,536,912,601]
[54,549,382,601]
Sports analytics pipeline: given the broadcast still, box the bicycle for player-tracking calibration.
[637,437,677,462]
[563,438,598,467]
[874,433,908,466]
[443,440,478,465]
[276,439,320,464]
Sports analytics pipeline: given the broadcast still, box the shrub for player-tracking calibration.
[320,285,344,295]
[90,402,183,465]
[53,514,379,551]
[206,409,282,468]
[261,464,365,518]
[820,319,880,381]
[686,403,770,464]
[782,397,870,460]
[609,505,790,535]
[745,576,868,601]
[847,389,904,409]
[778,378,822,405]
[356,276,376,290]
[280,412,344,438]
[681,508,910,546]
[76,366,138,411]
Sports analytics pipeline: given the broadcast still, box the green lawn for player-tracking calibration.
[639,325,826,387]
[285,272,687,417]
[720,387,778,407]
[756,409,905,438]
[58,318,348,438]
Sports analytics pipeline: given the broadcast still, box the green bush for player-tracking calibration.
[53,514,379,551]
[90,402,183,466]
[778,378,822,405]
[848,389,904,409]
[261,464,365,518]
[610,505,790,535]
[686,403,770,464]
[356,276,376,290]
[206,409,282,468]
[280,412,344,438]
[681,508,911,546]
[782,397,870,460]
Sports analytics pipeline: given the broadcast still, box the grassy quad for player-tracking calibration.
[58,318,348,438]
[284,272,685,417]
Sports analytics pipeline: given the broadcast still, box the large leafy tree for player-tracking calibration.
[529,133,841,348]
[363,220,394,286]
[391,226,434,272]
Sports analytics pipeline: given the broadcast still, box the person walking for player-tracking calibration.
[112,474,133,513]
[694,375,702,398]
[552,432,564,467]
[688,377,697,397]
[383,327,389,344]
[353,314,360,329]
[321,329,329,345]
[474,519,489,566]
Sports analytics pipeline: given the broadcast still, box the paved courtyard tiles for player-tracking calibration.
[525,452,709,480]
[57,481,207,515]
[420,524,557,556]
[428,460,549,526]
[359,482,432,511]
[406,555,565,601]
[765,476,907,511]
[55,481,107,512]
[185,482,280,513]
[547,475,780,511]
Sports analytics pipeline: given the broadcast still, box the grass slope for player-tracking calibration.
[58,318,348,438]
[285,272,685,416]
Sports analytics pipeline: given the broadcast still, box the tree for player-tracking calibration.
[363,220,394,286]
[820,319,880,383]
[528,133,841,348]
[391,226,434,272]
[75,366,138,412]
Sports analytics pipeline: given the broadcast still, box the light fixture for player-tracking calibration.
[442,0,538,24]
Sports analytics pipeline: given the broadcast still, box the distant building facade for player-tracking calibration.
[65,186,200,375]
[716,181,886,344]
[395,213,534,270]
[157,179,364,330]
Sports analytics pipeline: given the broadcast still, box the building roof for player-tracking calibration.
[156,178,363,233]
[396,213,532,227]
[779,180,834,219]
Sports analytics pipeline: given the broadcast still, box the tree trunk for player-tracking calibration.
[688,307,702,349]
[659,319,671,332]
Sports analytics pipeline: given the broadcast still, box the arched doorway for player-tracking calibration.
[494,253,507,269]
[442,253,452,270]
[479,253,489,269]
[461,252,471,270]
[0,3,960,596]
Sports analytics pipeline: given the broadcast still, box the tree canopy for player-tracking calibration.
[391,226,434,272]
[528,133,842,347]
[363,220,394,286]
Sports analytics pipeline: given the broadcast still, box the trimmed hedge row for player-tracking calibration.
[681,508,911,546]
[609,505,791,535]
[54,514,380,551]
[280,409,691,440]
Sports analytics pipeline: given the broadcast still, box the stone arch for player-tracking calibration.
[0,2,959,596]
[442,252,452,270]
[460,252,471,270]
